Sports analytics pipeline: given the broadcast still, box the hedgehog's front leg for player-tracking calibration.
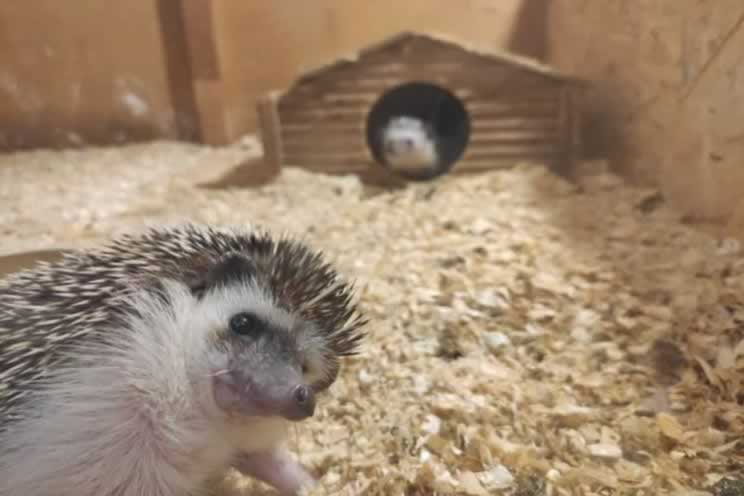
[234,449,316,496]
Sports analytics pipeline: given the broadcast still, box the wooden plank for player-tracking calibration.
[282,144,368,157]
[158,0,226,145]
[278,100,558,131]
[468,105,558,120]
[256,96,283,177]
[279,108,367,126]
[281,136,367,151]
[192,79,229,144]
[468,134,558,147]
[554,86,576,176]
[285,161,371,173]
[281,124,365,137]
[289,77,555,100]
[284,155,554,176]
[473,117,557,131]
[283,150,372,162]
[279,90,557,114]
[284,146,554,166]
[155,0,201,141]
[279,117,559,137]
[180,0,221,80]
[470,128,558,139]
[281,141,557,158]
[463,145,557,160]
[455,157,552,171]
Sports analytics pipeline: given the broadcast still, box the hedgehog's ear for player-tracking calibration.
[187,253,258,298]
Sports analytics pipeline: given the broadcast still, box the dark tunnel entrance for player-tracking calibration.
[365,82,471,181]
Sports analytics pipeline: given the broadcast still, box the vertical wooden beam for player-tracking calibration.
[157,0,228,145]
[155,0,200,141]
[181,0,229,145]
[180,0,221,80]
[554,85,576,177]
[256,94,284,178]
[569,87,582,171]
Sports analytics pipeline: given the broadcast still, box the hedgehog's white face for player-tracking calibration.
[129,251,345,427]
[381,116,438,170]
[195,282,332,422]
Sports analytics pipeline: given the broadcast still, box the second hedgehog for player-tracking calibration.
[0,223,367,496]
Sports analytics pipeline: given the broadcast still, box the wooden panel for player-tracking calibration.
[469,131,559,146]
[292,36,558,89]
[281,124,365,139]
[549,0,744,223]
[179,0,226,144]
[474,117,557,131]
[192,80,228,144]
[285,154,555,175]
[468,105,558,120]
[181,0,221,80]
[276,88,561,180]
[277,98,559,128]
[463,144,557,159]
[289,67,553,94]
[283,150,372,163]
[284,146,554,166]
[280,117,558,136]
[0,1,175,149]
[281,136,366,152]
[456,156,552,171]
[279,89,557,113]
[256,96,283,176]
[279,109,367,127]
[282,73,558,105]
[155,0,200,141]
[285,161,371,173]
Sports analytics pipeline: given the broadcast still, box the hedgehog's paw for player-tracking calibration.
[234,449,316,496]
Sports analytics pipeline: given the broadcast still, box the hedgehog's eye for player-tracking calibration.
[229,312,263,337]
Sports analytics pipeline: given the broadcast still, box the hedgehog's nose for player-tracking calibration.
[287,384,315,421]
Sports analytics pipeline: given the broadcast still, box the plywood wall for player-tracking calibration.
[0,1,180,150]
[0,0,535,149]
[547,0,744,224]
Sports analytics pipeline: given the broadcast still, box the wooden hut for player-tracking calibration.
[257,31,586,181]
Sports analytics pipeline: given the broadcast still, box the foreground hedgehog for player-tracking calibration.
[0,223,367,496]
[380,115,441,179]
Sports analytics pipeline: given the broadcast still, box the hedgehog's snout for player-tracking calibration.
[212,355,316,422]
[289,384,316,419]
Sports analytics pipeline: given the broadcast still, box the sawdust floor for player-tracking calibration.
[0,140,742,496]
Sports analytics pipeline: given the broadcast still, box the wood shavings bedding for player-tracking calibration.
[0,140,742,496]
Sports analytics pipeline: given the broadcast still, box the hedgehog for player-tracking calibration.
[0,223,367,496]
[379,115,441,179]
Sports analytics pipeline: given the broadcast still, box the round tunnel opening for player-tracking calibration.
[366,82,471,181]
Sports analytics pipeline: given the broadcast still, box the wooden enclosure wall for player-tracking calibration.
[0,0,538,149]
[547,0,744,224]
[0,1,181,150]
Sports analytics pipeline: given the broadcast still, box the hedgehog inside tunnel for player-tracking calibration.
[365,82,471,181]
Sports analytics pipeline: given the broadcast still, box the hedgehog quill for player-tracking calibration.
[0,223,367,496]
